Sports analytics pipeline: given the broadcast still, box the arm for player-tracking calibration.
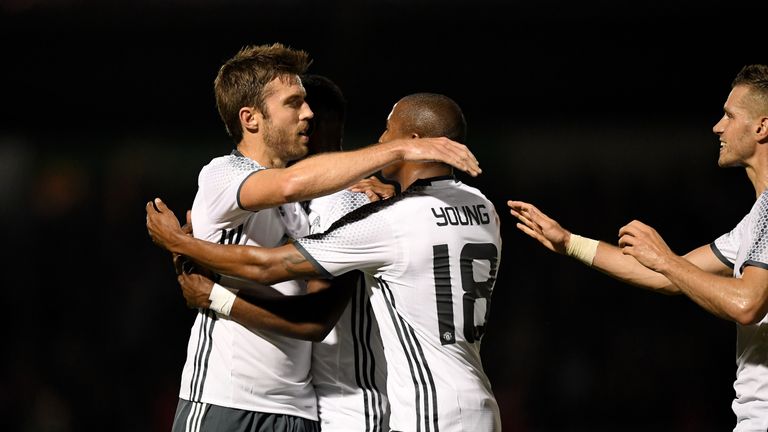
[240,137,479,210]
[176,269,356,342]
[507,200,729,294]
[146,198,320,284]
[619,220,768,325]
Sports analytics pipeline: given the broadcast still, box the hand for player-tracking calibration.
[507,200,571,254]
[146,198,185,252]
[348,176,396,202]
[398,137,481,177]
[177,272,214,309]
[618,220,675,272]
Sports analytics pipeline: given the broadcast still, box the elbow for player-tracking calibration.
[731,300,766,326]
[296,323,332,342]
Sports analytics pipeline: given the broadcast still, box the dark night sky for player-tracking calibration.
[2,1,766,431]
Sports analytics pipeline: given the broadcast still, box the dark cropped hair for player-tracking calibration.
[301,74,347,125]
[214,43,311,143]
[398,93,467,143]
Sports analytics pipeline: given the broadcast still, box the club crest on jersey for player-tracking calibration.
[431,204,490,227]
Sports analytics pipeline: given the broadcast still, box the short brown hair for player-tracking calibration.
[732,64,768,116]
[214,43,311,143]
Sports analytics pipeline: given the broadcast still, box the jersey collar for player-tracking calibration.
[410,175,456,187]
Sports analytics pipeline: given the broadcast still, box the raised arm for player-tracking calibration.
[146,198,320,284]
[619,220,768,325]
[507,200,728,294]
[241,137,479,210]
[176,267,356,342]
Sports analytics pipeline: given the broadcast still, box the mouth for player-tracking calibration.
[301,119,315,138]
[719,141,726,151]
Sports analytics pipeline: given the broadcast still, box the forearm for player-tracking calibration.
[591,242,680,294]
[230,278,353,342]
[280,141,404,203]
[171,236,312,285]
[659,258,764,324]
[231,295,329,342]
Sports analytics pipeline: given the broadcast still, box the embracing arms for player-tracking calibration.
[241,137,479,210]
[176,266,357,342]
[147,198,320,284]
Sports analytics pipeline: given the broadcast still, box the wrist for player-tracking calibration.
[382,139,406,161]
[208,283,236,316]
[565,233,599,266]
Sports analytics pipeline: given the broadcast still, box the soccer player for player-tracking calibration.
[147,92,504,432]
[170,42,481,432]
[508,64,768,432]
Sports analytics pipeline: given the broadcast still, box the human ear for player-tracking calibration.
[757,116,768,139]
[240,107,260,133]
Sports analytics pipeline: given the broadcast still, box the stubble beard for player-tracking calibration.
[263,121,308,164]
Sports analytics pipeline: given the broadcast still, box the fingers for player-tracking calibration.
[348,176,395,201]
[410,138,481,177]
[365,189,381,202]
[507,201,541,226]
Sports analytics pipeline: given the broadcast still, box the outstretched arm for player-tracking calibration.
[176,267,356,342]
[146,198,320,284]
[507,200,728,295]
[241,137,480,211]
[619,220,768,325]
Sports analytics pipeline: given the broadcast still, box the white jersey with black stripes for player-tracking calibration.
[712,190,768,432]
[306,190,389,431]
[177,151,316,421]
[296,177,502,432]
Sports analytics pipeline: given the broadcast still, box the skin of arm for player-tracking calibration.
[147,198,321,284]
[619,219,768,325]
[507,200,731,294]
[241,137,479,211]
[177,269,356,342]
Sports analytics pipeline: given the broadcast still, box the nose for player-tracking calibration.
[712,116,725,135]
[303,102,314,120]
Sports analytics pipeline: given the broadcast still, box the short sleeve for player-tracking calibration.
[198,156,264,225]
[295,210,397,277]
[743,197,768,271]
[712,213,748,269]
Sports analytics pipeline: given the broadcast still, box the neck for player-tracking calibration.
[395,162,452,191]
[236,138,287,168]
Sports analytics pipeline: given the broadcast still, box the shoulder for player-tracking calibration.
[199,154,266,187]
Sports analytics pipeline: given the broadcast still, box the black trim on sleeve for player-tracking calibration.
[709,242,734,269]
[236,170,264,211]
[293,241,334,278]
[740,260,768,274]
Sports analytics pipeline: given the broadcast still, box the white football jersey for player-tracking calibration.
[307,190,389,431]
[712,191,768,432]
[297,177,502,432]
[179,151,316,419]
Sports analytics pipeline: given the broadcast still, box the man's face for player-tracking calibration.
[713,85,760,168]
[261,75,314,162]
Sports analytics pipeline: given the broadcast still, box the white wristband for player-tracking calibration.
[566,234,599,266]
[209,283,237,316]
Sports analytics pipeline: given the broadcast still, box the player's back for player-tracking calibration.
[368,176,502,432]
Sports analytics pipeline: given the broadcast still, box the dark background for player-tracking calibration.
[2,0,766,431]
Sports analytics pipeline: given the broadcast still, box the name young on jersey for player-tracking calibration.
[431,204,490,227]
